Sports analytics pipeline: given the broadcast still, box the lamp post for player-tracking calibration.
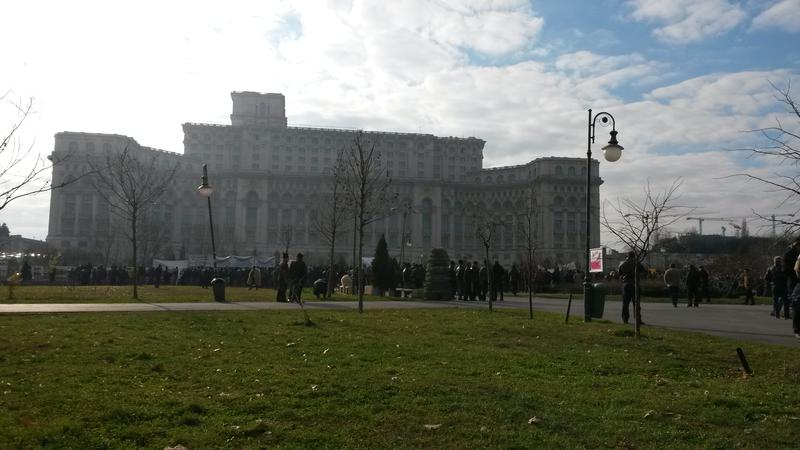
[392,202,416,288]
[197,164,217,269]
[584,109,623,322]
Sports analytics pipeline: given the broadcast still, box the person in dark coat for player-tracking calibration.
[288,253,308,302]
[509,264,520,296]
[686,265,701,307]
[465,262,477,301]
[456,260,466,300]
[698,265,710,302]
[782,239,800,293]
[154,265,163,288]
[313,278,327,299]
[765,256,788,318]
[617,251,646,325]
[478,263,488,301]
[276,253,289,302]
[741,268,755,305]
[491,261,505,302]
[449,261,457,299]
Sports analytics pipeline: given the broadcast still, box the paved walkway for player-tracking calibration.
[488,296,799,347]
[0,296,797,347]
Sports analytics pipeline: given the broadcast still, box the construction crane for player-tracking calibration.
[686,216,732,235]
[686,215,756,235]
[729,222,742,238]
[769,214,795,237]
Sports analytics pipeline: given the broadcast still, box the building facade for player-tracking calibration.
[46,92,602,268]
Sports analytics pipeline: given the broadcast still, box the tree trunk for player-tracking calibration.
[327,233,336,298]
[634,258,641,338]
[132,209,139,300]
[485,245,493,312]
[528,250,533,320]
[357,222,364,313]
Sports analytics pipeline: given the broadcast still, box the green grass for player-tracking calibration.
[2,285,388,304]
[0,308,797,448]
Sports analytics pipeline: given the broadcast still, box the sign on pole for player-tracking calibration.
[589,247,604,273]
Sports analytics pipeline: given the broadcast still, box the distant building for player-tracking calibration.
[0,235,47,255]
[46,92,602,267]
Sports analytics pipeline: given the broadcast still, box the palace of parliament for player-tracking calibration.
[46,92,602,268]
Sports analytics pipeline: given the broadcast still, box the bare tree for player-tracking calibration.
[601,179,685,338]
[518,170,540,319]
[0,93,78,211]
[471,212,504,312]
[310,165,348,298]
[88,144,177,299]
[731,81,800,233]
[338,131,392,313]
[281,223,294,255]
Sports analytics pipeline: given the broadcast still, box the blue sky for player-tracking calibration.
[1,0,800,241]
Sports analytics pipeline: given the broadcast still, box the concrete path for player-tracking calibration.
[0,296,797,347]
[478,295,800,348]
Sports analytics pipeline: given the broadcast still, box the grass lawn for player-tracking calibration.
[0,308,797,449]
[2,285,388,304]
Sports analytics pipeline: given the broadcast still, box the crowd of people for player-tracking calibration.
[51,241,800,339]
[617,239,800,338]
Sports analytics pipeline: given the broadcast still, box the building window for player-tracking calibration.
[567,212,576,233]
[554,212,563,232]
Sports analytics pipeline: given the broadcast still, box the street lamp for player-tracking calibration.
[584,109,624,322]
[391,202,416,288]
[197,164,218,268]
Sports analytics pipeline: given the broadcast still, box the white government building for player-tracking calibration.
[46,92,602,268]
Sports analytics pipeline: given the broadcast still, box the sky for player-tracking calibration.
[2,0,800,244]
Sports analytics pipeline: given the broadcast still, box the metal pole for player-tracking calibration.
[400,209,406,266]
[584,109,593,322]
[202,165,218,269]
[207,196,217,268]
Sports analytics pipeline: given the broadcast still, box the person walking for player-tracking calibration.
[154,264,163,288]
[288,253,308,302]
[741,268,755,305]
[782,239,800,293]
[698,265,711,303]
[478,262,488,301]
[663,263,681,307]
[509,264,520,296]
[247,265,262,290]
[276,253,289,302]
[449,261,457,300]
[686,265,701,307]
[792,255,800,339]
[463,262,474,301]
[617,251,646,325]
[765,256,788,318]
[491,260,504,302]
[456,260,466,300]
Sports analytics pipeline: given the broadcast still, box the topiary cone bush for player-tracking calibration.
[424,248,452,300]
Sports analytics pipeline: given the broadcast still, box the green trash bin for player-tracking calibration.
[590,283,606,318]
[211,277,226,302]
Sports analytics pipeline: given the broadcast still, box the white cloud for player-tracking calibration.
[627,0,746,43]
[752,0,800,33]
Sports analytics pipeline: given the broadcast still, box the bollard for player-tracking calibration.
[565,293,573,324]
[736,347,753,375]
